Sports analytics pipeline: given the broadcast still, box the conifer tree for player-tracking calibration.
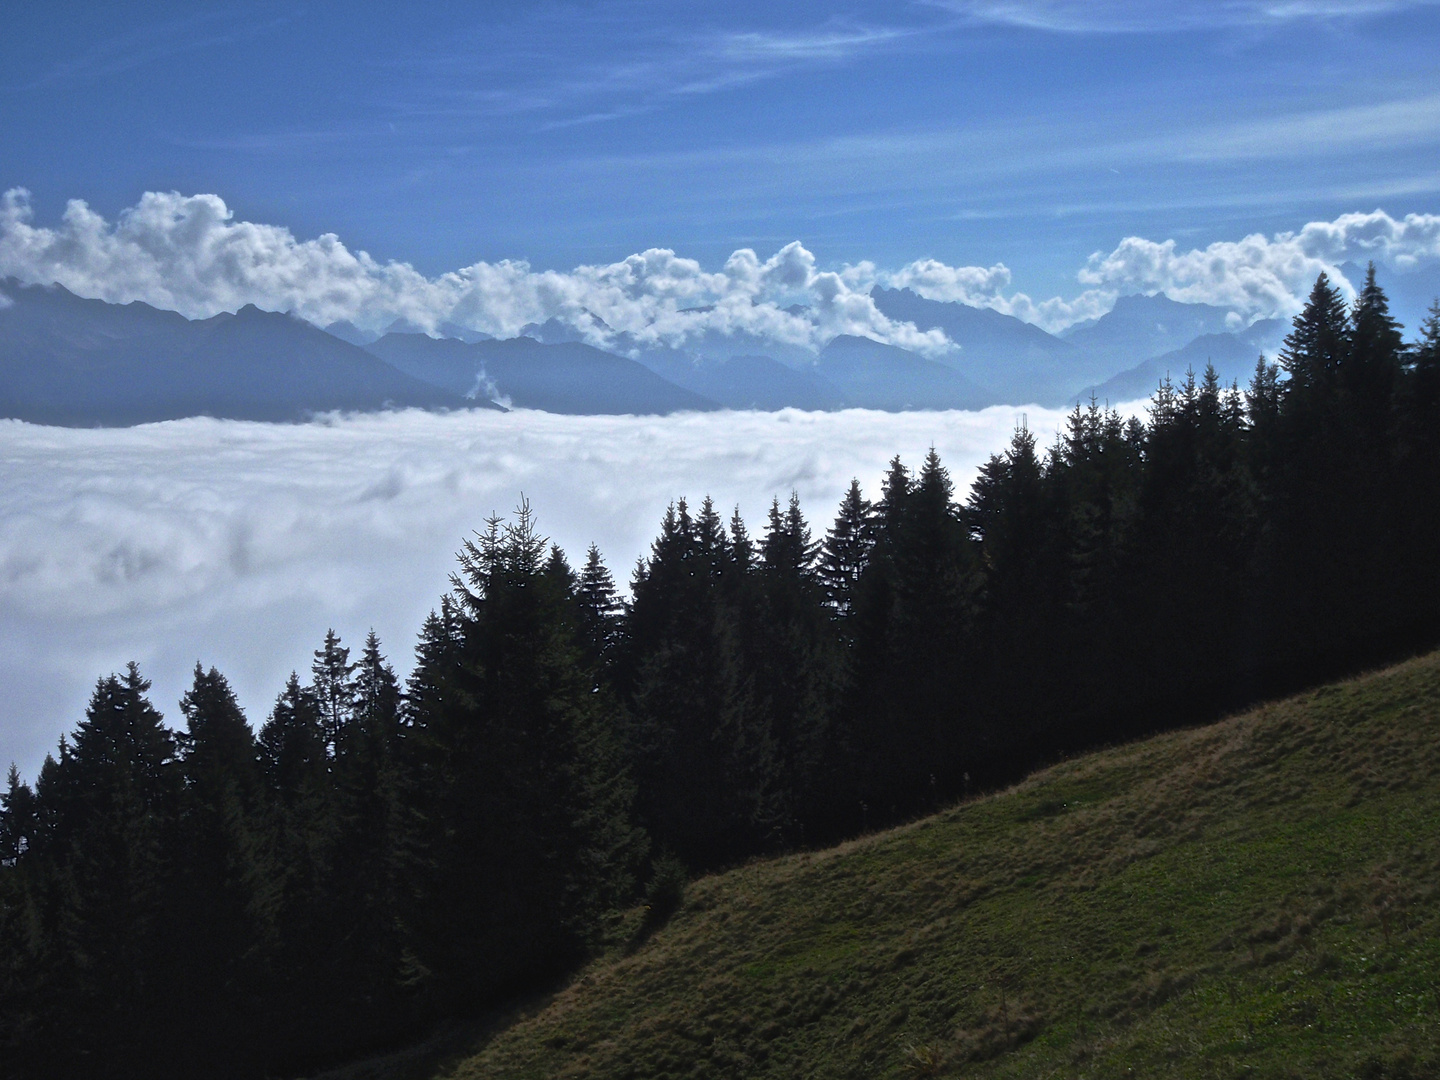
[729,506,754,572]
[1347,263,1405,436]
[749,493,840,843]
[324,631,410,1038]
[37,666,182,1075]
[258,674,327,805]
[1413,299,1440,411]
[576,544,622,670]
[0,766,33,866]
[1279,272,1351,401]
[406,502,643,1004]
[622,499,773,867]
[173,664,273,1076]
[310,629,356,754]
[818,479,874,619]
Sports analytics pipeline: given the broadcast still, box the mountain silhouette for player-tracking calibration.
[0,280,465,426]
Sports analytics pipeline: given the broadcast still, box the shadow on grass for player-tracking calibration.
[304,988,566,1080]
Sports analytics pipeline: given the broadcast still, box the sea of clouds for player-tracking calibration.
[3,189,1439,350]
[0,404,1153,782]
[3,188,1439,779]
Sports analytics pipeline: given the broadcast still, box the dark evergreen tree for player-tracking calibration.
[748,493,840,844]
[968,422,1060,752]
[576,544,622,673]
[25,666,182,1077]
[310,629,356,754]
[847,450,979,817]
[258,674,327,806]
[1348,262,1405,433]
[1279,272,1351,401]
[621,499,777,867]
[172,664,273,1077]
[818,479,874,620]
[405,504,644,1005]
[0,766,34,867]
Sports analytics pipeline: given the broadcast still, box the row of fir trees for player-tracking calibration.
[2,270,1439,1078]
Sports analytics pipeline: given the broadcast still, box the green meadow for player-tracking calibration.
[323,650,1440,1080]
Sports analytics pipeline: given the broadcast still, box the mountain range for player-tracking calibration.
[0,280,464,426]
[1079,318,1288,404]
[0,277,1317,426]
[364,333,718,415]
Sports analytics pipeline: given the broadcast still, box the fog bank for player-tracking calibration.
[0,404,1140,779]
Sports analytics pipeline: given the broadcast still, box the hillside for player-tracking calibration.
[324,650,1440,1080]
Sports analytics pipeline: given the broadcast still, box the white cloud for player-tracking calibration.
[3,188,1437,343]
[1078,210,1440,318]
[0,188,949,356]
[932,0,1439,33]
[878,209,1440,331]
[877,257,1117,332]
[0,403,1129,780]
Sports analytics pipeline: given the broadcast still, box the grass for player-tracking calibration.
[317,651,1440,1079]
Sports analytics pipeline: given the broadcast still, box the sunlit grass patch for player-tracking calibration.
[318,651,1440,1080]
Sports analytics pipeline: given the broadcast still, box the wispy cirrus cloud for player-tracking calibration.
[8,6,294,91]
[389,12,926,131]
[929,0,1440,33]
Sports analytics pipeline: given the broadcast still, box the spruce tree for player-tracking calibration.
[1348,262,1405,433]
[309,629,356,754]
[576,544,622,672]
[818,479,874,619]
[1279,272,1351,401]
[41,666,182,1075]
[173,665,272,1077]
[406,502,643,1004]
[0,766,34,866]
[258,674,327,806]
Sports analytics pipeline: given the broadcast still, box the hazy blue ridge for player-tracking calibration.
[323,320,381,347]
[634,349,851,411]
[0,279,464,426]
[869,285,1082,404]
[1078,318,1288,405]
[816,334,992,411]
[365,332,720,415]
[1062,293,1241,368]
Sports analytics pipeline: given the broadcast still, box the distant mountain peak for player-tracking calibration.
[521,310,613,345]
[0,284,465,425]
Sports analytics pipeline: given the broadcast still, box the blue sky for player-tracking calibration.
[2,1,1440,330]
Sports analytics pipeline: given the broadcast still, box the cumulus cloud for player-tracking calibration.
[1077,210,1440,318]
[878,209,1440,331]
[3,188,1437,344]
[0,188,949,356]
[0,405,1135,780]
[878,257,1116,331]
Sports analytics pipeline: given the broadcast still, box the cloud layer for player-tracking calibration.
[2,189,1438,349]
[0,189,948,355]
[0,404,1137,781]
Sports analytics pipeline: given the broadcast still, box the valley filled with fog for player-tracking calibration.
[0,403,1135,780]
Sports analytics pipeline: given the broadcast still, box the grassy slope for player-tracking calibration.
[329,652,1440,1080]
